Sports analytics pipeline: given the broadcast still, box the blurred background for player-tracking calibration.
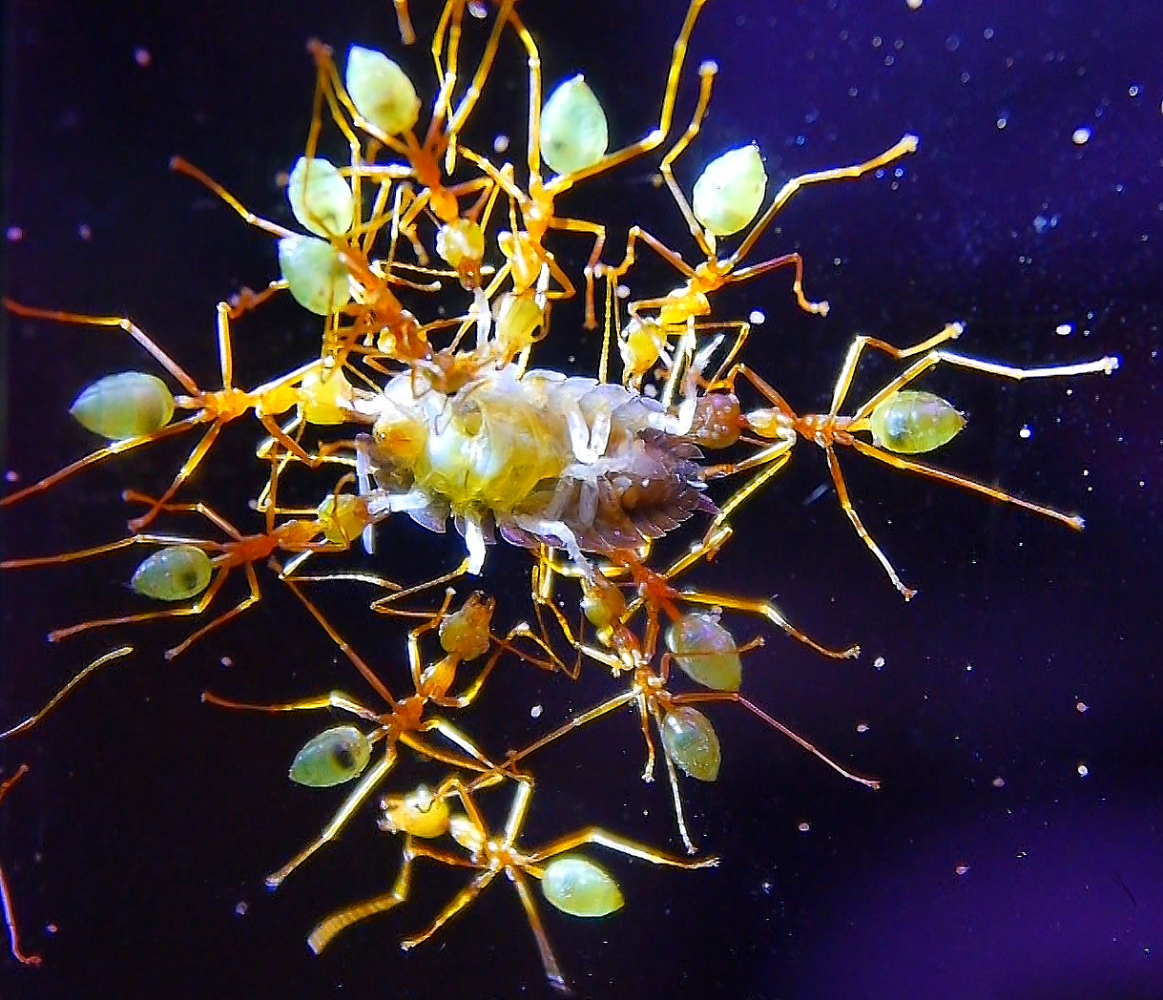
[3,1,1160,998]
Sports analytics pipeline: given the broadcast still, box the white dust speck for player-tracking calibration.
[530,704,543,719]
[1056,323,1073,336]
[1071,126,1092,145]
[1019,425,1033,440]
[749,309,766,325]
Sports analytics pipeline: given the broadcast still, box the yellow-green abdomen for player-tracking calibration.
[868,390,966,455]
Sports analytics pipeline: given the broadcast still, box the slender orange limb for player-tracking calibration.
[0,766,43,967]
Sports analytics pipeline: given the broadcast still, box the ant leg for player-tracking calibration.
[600,226,697,287]
[492,621,567,678]
[214,300,235,389]
[3,300,200,393]
[659,57,719,258]
[702,445,794,534]
[226,279,285,319]
[506,690,637,768]
[257,415,318,469]
[280,565,403,592]
[278,575,398,709]
[120,490,244,540]
[730,133,920,266]
[398,868,495,950]
[831,323,965,418]
[200,690,376,722]
[729,252,827,316]
[672,690,881,789]
[369,559,472,614]
[162,562,260,660]
[267,751,399,890]
[848,438,1088,530]
[529,557,585,679]
[404,589,458,692]
[547,0,714,190]
[647,701,699,854]
[0,767,41,967]
[444,0,520,140]
[308,843,417,955]
[393,734,493,772]
[677,580,862,659]
[851,343,1118,423]
[126,422,223,532]
[2,417,200,507]
[689,319,751,386]
[3,532,216,571]
[525,827,719,870]
[2,646,134,740]
[169,157,297,240]
[824,443,917,600]
[390,185,431,265]
[508,868,569,992]
[546,216,607,329]
[394,0,417,45]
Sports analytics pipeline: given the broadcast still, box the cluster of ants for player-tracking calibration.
[0,0,1118,989]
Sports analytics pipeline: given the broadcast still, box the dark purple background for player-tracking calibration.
[3,1,1160,998]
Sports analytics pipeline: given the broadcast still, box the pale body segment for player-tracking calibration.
[352,363,709,573]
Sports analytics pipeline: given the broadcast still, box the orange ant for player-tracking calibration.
[520,547,873,853]
[0,765,42,968]
[306,18,510,282]
[457,0,715,330]
[167,156,453,369]
[0,474,390,661]
[599,56,918,382]
[306,771,718,992]
[2,296,359,529]
[531,525,860,675]
[694,323,1121,598]
[202,573,553,889]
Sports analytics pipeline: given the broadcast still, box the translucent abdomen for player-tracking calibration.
[365,366,709,558]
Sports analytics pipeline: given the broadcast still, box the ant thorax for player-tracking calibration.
[361,364,710,572]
